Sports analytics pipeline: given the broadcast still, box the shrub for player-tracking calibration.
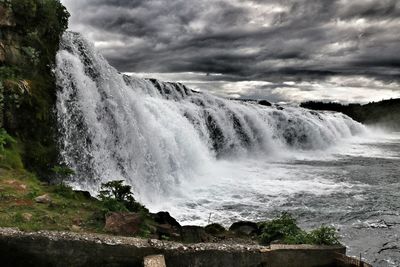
[308,226,340,245]
[258,213,340,246]
[98,180,147,213]
[259,213,302,245]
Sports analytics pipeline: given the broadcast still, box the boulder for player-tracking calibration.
[152,212,181,239]
[153,212,181,229]
[180,226,211,243]
[229,221,259,236]
[205,223,226,236]
[104,212,142,235]
[34,194,52,204]
[258,100,272,106]
[156,224,180,239]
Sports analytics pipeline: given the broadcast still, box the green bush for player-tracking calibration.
[259,213,302,245]
[308,226,340,245]
[258,213,340,246]
[98,180,147,213]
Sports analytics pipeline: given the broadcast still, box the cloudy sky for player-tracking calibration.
[61,0,400,103]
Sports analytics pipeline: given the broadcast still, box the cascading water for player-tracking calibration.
[55,32,400,266]
[55,32,365,203]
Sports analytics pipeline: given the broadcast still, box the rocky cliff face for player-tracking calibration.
[0,0,69,176]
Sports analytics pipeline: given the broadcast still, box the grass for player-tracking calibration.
[0,168,105,232]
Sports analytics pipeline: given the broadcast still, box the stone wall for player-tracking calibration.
[0,228,348,267]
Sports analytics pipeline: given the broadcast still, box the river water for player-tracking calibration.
[155,132,400,267]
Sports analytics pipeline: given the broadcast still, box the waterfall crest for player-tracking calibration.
[55,32,365,202]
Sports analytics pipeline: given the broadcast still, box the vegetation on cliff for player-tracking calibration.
[0,0,69,176]
[301,98,400,130]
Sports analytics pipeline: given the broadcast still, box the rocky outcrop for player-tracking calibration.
[0,228,352,267]
[104,212,143,235]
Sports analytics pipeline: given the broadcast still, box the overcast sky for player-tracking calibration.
[61,0,400,103]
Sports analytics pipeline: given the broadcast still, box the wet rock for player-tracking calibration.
[181,226,211,243]
[104,212,142,235]
[156,224,180,239]
[153,212,181,229]
[34,194,52,204]
[152,212,181,239]
[258,100,272,106]
[205,223,226,236]
[229,221,259,236]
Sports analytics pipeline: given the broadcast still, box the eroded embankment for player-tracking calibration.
[0,227,351,267]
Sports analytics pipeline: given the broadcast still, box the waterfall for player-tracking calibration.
[55,32,365,203]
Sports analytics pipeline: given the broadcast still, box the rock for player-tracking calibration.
[21,213,32,222]
[180,226,211,243]
[229,221,259,236]
[104,212,142,235]
[73,190,92,199]
[143,255,166,267]
[153,211,181,229]
[258,100,272,106]
[205,223,226,236]
[152,212,182,239]
[156,224,180,239]
[34,194,52,204]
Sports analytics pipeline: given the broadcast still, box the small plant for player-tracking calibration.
[0,129,16,152]
[98,180,146,213]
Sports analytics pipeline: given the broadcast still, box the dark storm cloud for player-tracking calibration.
[61,0,400,102]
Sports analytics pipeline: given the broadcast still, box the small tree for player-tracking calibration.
[98,180,146,213]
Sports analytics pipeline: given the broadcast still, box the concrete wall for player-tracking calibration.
[0,228,348,267]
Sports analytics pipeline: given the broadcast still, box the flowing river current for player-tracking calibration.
[55,32,400,266]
